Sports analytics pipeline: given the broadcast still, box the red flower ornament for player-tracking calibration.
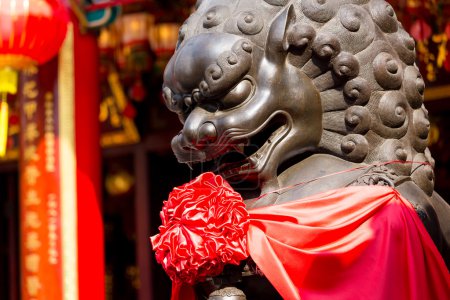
[151,172,249,285]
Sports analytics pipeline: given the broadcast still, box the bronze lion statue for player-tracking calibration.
[161,0,450,298]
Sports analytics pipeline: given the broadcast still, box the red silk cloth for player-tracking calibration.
[172,186,450,300]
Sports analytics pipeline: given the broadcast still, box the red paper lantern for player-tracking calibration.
[0,0,69,69]
[0,0,69,156]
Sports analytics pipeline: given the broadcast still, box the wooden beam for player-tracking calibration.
[134,144,152,300]
[424,85,450,102]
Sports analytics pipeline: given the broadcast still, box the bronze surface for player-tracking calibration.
[162,1,450,298]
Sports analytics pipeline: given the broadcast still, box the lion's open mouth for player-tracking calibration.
[215,113,289,179]
[173,112,291,179]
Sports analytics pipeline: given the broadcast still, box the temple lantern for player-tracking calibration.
[0,0,69,156]
[148,21,180,55]
[118,13,153,73]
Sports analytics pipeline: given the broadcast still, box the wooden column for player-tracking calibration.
[134,144,152,300]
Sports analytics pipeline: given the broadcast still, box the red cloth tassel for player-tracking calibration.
[172,186,450,300]
[171,282,197,300]
[248,186,449,300]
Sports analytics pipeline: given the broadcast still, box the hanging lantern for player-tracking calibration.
[118,13,153,72]
[0,0,69,157]
[148,20,180,73]
[148,21,180,54]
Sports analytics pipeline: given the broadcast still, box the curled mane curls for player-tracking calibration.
[184,0,433,195]
[282,1,433,195]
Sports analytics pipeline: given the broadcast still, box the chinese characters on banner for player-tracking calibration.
[19,59,63,300]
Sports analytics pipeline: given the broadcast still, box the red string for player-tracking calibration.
[250,160,432,204]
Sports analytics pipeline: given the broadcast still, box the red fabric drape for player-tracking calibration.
[172,186,450,300]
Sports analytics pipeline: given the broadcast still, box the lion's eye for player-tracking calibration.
[221,79,253,109]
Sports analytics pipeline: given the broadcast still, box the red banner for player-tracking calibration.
[19,59,63,300]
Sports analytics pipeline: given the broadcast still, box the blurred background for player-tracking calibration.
[0,0,449,299]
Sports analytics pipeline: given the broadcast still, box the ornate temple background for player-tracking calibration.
[0,1,450,299]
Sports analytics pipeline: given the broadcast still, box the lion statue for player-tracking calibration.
[161,0,450,298]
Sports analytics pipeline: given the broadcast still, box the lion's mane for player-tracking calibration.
[177,0,434,195]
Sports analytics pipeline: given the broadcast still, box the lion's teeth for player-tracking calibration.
[249,156,259,166]
[234,144,245,153]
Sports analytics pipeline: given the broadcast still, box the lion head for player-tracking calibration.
[162,0,435,197]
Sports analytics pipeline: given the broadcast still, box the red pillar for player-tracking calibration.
[72,18,105,300]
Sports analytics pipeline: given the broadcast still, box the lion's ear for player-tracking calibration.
[266,4,295,62]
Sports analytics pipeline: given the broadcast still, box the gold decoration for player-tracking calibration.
[0,54,36,70]
[0,93,8,157]
[0,67,19,94]
[105,170,135,196]
[100,71,140,147]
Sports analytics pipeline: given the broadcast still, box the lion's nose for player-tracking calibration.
[195,122,218,149]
